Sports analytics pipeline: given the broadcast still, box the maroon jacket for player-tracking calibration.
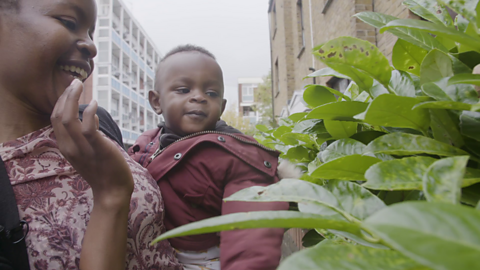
[129,128,288,270]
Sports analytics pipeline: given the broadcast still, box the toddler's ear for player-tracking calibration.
[219,99,227,119]
[148,90,162,115]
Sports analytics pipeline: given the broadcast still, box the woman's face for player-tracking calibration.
[0,0,97,115]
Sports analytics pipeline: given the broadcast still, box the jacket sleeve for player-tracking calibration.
[220,155,288,270]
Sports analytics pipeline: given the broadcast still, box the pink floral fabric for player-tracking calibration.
[0,126,182,270]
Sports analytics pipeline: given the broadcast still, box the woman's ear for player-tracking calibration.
[148,90,162,115]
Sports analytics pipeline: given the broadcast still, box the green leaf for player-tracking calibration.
[256,124,272,133]
[326,181,386,220]
[324,120,357,139]
[307,101,368,121]
[311,155,381,180]
[363,201,480,270]
[429,109,465,147]
[272,126,292,139]
[423,156,469,204]
[456,50,480,69]
[292,119,327,134]
[364,156,437,190]
[438,0,480,27]
[449,73,480,86]
[365,132,469,156]
[382,19,480,52]
[313,36,392,88]
[151,211,361,244]
[460,111,480,141]
[389,70,416,97]
[355,12,448,51]
[392,39,428,76]
[422,77,479,104]
[350,130,387,144]
[344,81,360,100]
[403,0,454,26]
[321,138,366,163]
[278,241,429,270]
[306,67,352,80]
[414,101,472,110]
[284,145,315,163]
[477,201,480,210]
[355,95,430,133]
[420,49,454,85]
[281,133,316,149]
[301,229,325,247]
[288,112,308,122]
[303,85,337,108]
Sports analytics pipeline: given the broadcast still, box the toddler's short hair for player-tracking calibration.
[160,44,216,63]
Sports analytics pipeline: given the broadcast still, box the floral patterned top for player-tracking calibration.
[0,126,182,270]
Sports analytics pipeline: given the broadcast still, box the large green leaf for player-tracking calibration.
[324,120,357,139]
[292,119,327,134]
[363,202,480,270]
[365,156,480,190]
[350,130,387,145]
[382,19,480,52]
[311,155,381,180]
[430,109,465,147]
[404,0,454,26]
[413,101,472,111]
[307,101,368,121]
[151,211,361,245]
[355,12,448,51]
[392,39,428,76]
[355,95,430,133]
[448,73,480,86]
[365,132,469,156]
[303,85,337,108]
[313,37,392,88]
[420,49,454,85]
[321,138,366,163]
[283,145,315,163]
[364,156,437,190]
[460,111,480,141]
[438,0,480,27]
[389,70,416,97]
[278,241,430,270]
[422,77,479,104]
[306,67,352,80]
[423,156,469,204]
[288,112,308,122]
[326,181,386,220]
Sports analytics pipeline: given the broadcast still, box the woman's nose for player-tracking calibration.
[77,36,97,59]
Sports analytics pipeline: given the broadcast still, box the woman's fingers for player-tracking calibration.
[82,99,104,148]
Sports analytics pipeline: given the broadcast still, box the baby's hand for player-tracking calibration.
[51,79,134,208]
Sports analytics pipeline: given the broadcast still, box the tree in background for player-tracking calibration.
[252,71,276,127]
[221,105,256,135]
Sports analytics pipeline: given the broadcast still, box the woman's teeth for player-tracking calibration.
[60,65,88,81]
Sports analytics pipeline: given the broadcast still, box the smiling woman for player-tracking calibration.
[0,0,181,269]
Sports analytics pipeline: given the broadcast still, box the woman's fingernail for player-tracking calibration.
[70,78,81,86]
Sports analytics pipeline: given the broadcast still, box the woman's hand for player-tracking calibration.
[51,79,133,270]
[51,79,134,206]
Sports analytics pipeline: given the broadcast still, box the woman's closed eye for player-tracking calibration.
[58,18,77,31]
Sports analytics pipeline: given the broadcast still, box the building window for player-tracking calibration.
[99,18,109,27]
[98,77,109,86]
[242,84,255,102]
[99,29,109,38]
[98,66,109,74]
[297,0,305,50]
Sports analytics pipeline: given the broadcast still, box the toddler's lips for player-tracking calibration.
[186,110,207,117]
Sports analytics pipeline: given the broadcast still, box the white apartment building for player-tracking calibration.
[237,78,263,124]
[83,0,163,145]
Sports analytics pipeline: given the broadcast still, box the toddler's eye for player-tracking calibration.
[176,88,190,94]
[59,18,77,31]
[207,91,219,97]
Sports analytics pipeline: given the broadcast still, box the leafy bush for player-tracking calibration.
[153,1,480,269]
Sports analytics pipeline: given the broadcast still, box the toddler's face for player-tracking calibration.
[0,0,97,114]
[151,52,226,136]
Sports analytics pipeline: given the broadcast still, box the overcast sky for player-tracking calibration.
[128,0,271,108]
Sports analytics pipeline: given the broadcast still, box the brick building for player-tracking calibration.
[268,0,413,118]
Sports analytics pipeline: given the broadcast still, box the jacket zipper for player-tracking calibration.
[149,130,276,162]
